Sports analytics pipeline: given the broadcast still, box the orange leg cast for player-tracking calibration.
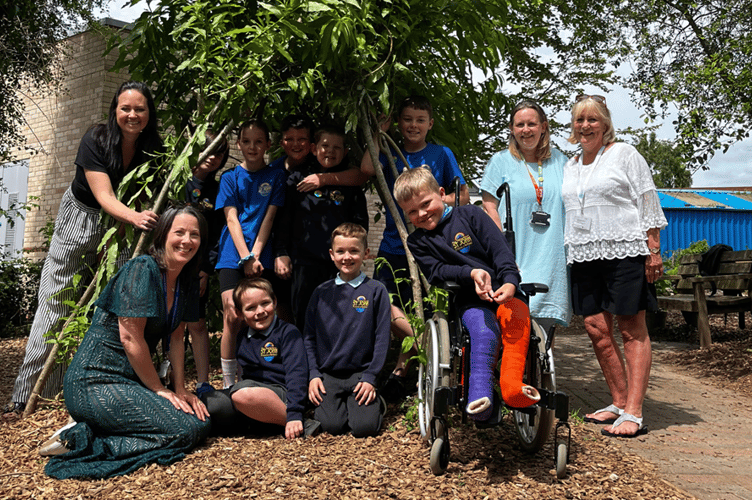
[497,298,540,408]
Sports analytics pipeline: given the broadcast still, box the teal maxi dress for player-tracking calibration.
[45,255,211,479]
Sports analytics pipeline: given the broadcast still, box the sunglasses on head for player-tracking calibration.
[576,94,607,105]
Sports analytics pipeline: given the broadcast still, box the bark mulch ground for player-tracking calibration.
[0,331,703,499]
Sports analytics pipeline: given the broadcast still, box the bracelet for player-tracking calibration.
[238,252,255,266]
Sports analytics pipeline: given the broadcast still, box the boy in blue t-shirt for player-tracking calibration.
[360,95,470,399]
[304,223,390,437]
[394,167,540,422]
[275,124,369,331]
[215,119,286,389]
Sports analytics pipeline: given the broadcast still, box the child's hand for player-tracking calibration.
[378,113,392,132]
[491,283,516,304]
[285,420,304,440]
[275,256,292,279]
[243,257,263,277]
[309,378,326,405]
[353,381,376,406]
[471,269,494,302]
[297,174,322,192]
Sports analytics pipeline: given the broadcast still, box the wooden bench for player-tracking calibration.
[657,249,752,348]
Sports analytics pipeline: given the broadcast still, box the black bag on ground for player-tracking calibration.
[698,244,732,295]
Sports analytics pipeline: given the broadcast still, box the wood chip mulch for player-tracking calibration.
[1,335,697,499]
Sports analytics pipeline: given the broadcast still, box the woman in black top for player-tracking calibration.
[3,81,164,418]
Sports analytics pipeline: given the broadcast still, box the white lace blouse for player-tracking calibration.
[562,142,668,264]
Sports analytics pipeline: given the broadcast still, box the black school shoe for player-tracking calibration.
[380,373,407,403]
[2,402,25,420]
[304,419,322,437]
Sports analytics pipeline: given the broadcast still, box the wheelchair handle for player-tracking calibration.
[520,282,549,297]
[452,176,461,207]
[495,182,516,257]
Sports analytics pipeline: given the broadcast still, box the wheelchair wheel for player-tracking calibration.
[418,312,451,441]
[513,319,555,453]
[556,440,568,479]
[429,435,450,475]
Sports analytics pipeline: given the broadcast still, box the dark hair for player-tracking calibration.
[233,278,277,310]
[508,99,552,162]
[397,95,433,120]
[148,204,207,278]
[93,81,162,174]
[280,114,314,141]
[313,122,346,144]
[237,119,270,141]
[331,222,368,249]
[203,129,230,170]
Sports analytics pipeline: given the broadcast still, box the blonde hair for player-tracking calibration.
[393,166,441,204]
[567,97,615,145]
[508,100,552,162]
[331,222,368,249]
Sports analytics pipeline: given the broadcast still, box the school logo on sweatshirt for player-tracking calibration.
[452,232,472,253]
[258,182,272,197]
[330,190,344,205]
[353,295,369,313]
[260,341,278,362]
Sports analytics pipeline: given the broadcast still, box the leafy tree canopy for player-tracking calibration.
[112,0,620,184]
[613,0,752,169]
[632,131,692,188]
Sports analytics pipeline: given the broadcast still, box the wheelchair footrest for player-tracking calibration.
[526,389,570,421]
[433,387,458,416]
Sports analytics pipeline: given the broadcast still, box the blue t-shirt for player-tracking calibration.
[378,143,466,255]
[215,164,286,270]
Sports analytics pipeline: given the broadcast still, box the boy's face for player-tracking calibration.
[238,287,277,331]
[329,235,369,281]
[399,187,446,231]
[398,107,433,148]
[237,126,271,168]
[280,127,312,164]
[312,132,347,169]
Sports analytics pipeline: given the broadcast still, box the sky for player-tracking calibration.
[98,1,751,189]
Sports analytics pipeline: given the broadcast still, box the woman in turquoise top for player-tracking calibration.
[44,205,211,479]
[480,100,571,331]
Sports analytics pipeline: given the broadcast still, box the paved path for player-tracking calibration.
[555,326,752,500]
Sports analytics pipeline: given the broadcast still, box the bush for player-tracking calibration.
[0,255,42,337]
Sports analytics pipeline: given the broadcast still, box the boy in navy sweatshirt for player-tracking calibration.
[304,223,390,437]
[202,278,311,439]
[394,167,540,422]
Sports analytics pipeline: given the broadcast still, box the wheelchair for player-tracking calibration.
[415,182,571,478]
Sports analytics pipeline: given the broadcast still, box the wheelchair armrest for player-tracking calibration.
[442,281,462,293]
[520,282,549,296]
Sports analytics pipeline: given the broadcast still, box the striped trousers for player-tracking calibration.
[11,188,126,403]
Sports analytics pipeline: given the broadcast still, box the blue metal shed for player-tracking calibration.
[658,189,752,255]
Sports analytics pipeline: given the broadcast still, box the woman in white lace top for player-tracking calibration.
[561,95,667,438]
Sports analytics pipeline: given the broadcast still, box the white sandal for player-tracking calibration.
[601,412,648,438]
[583,404,624,424]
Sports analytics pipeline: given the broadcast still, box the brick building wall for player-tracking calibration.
[14,21,129,261]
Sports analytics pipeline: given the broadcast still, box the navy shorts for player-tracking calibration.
[218,267,276,294]
[570,255,657,317]
[231,378,288,404]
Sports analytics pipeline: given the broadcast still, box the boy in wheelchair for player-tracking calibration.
[394,167,540,422]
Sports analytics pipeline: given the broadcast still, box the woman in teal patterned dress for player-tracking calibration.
[44,205,211,479]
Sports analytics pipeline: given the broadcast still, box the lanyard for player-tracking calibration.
[521,159,544,207]
[162,274,181,352]
[575,146,606,209]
